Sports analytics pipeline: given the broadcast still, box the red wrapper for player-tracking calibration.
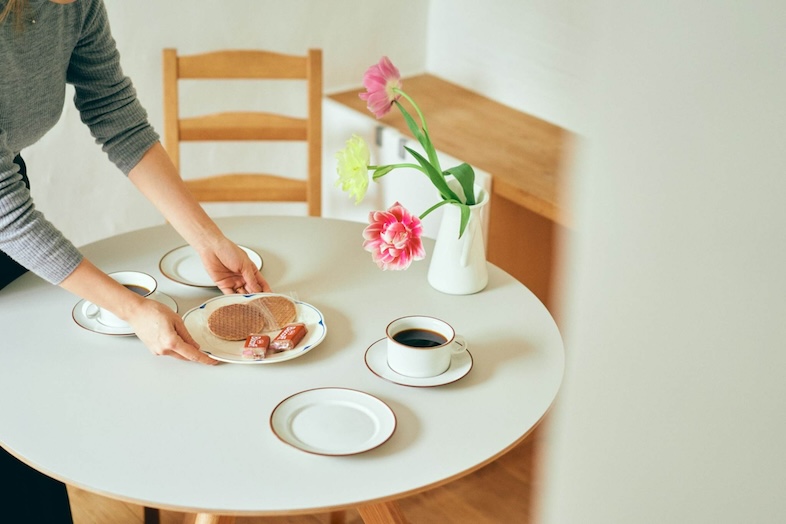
[242,334,270,359]
[269,323,308,351]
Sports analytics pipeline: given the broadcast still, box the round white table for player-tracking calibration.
[0,216,564,522]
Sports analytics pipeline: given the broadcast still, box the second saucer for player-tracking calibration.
[364,338,473,387]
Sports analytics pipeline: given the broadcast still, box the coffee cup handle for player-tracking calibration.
[84,302,100,320]
[452,335,468,354]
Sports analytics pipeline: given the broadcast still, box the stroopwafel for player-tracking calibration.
[251,295,297,331]
[207,303,267,341]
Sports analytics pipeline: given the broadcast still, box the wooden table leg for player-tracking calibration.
[329,510,347,524]
[143,507,161,524]
[190,513,235,524]
[357,501,409,524]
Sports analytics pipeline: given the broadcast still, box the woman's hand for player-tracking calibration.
[127,143,272,296]
[126,298,217,365]
[199,237,272,295]
[60,259,217,364]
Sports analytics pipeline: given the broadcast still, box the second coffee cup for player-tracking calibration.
[385,315,467,378]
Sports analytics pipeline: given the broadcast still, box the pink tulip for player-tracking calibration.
[363,203,425,270]
[359,56,403,118]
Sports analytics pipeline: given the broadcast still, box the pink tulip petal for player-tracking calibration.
[362,202,425,271]
[358,57,403,118]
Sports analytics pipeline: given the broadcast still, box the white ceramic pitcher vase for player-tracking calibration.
[427,183,489,295]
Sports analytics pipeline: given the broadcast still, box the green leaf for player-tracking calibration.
[445,163,477,205]
[457,203,471,238]
[371,165,396,179]
[395,101,426,146]
[404,146,461,202]
[396,104,442,173]
[421,127,442,173]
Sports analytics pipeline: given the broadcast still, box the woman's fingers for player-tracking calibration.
[130,301,217,365]
[171,317,217,365]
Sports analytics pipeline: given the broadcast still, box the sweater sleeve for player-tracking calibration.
[0,131,83,284]
[66,0,159,175]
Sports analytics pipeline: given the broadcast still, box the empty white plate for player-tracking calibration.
[270,388,396,456]
[159,244,263,287]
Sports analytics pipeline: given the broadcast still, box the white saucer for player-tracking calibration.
[270,388,396,456]
[364,338,473,387]
[72,292,178,336]
[159,244,263,288]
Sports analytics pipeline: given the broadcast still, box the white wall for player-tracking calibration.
[538,1,786,522]
[426,0,590,131]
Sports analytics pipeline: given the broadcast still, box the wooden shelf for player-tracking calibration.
[328,74,571,227]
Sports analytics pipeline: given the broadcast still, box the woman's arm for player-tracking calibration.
[59,258,217,364]
[57,143,271,365]
[128,142,271,295]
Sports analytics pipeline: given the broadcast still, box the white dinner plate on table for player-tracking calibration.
[159,244,263,287]
[270,388,396,456]
[72,292,178,336]
[364,338,473,387]
[183,293,326,364]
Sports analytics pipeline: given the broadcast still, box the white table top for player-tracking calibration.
[0,216,564,516]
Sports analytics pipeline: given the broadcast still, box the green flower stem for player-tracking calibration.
[393,88,429,135]
[393,90,443,175]
[418,198,455,219]
[368,163,422,171]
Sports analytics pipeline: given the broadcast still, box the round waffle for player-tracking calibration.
[207,303,267,341]
[251,295,297,330]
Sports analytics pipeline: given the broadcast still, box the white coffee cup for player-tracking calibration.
[385,316,468,378]
[84,271,157,328]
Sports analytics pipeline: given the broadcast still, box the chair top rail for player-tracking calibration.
[174,49,310,79]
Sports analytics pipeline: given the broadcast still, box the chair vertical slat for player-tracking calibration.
[162,48,180,172]
[307,48,323,217]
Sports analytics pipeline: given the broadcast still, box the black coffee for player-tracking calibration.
[393,328,447,348]
[124,284,151,296]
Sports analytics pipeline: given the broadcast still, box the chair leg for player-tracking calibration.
[144,506,160,524]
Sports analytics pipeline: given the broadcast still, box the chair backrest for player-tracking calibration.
[162,48,322,216]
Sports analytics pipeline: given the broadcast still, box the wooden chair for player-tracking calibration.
[162,48,323,216]
[147,48,328,524]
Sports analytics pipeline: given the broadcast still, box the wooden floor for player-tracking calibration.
[67,426,543,524]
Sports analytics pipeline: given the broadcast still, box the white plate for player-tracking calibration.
[364,338,473,387]
[159,244,263,287]
[72,292,178,336]
[183,293,327,364]
[270,388,396,456]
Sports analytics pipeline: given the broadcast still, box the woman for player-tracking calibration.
[1,0,272,520]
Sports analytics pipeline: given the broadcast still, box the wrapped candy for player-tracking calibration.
[270,323,308,352]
